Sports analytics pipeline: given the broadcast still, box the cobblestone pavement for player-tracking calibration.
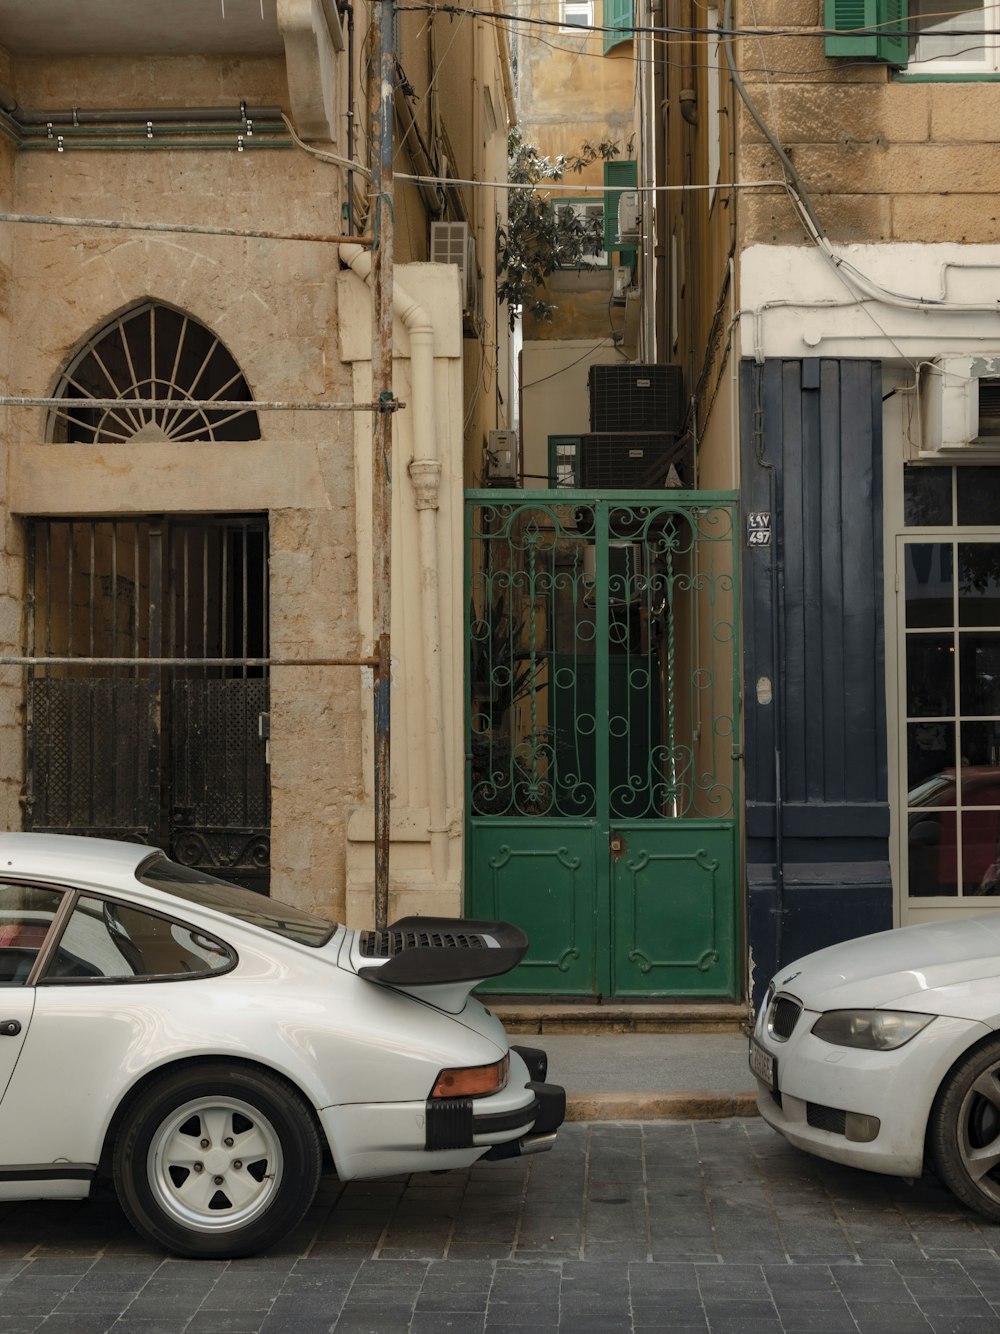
[4,1119,1000,1332]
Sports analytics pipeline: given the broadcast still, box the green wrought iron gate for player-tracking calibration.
[465,491,740,997]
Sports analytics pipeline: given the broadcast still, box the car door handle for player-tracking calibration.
[0,1020,21,1037]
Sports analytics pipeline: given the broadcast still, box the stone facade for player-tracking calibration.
[0,5,513,925]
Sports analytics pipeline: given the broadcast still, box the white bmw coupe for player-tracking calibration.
[751,913,1000,1221]
[0,833,564,1258]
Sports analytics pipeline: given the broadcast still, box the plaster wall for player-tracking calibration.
[338,264,466,925]
[739,242,1000,362]
[520,339,625,484]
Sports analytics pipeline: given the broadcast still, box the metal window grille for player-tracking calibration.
[48,301,261,444]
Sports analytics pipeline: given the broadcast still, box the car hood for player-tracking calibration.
[775,914,1000,1014]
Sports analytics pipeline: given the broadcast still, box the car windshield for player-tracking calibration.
[137,857,338,948]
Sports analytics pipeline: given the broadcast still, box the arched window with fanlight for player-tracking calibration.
[47,301,260,444]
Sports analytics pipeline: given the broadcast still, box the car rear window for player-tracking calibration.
[137,857,337,947]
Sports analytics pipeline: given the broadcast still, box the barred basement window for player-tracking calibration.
[48,301,260,444]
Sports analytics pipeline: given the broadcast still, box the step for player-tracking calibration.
[486,1000,750,1036]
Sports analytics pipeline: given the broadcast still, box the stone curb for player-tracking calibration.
[565,1090,759,1121]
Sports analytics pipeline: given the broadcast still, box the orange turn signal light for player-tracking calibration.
[430,1054,509,1099]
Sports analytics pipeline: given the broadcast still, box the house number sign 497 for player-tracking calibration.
[746,512,771,547]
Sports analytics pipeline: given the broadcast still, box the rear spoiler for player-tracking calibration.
[355,916,528,986]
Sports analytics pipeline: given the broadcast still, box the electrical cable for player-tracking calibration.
[720,0,1000,326]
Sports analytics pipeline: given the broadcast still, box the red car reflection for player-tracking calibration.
[909,767,1000,896]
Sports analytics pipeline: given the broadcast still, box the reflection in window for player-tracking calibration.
[904,466,951,527]
[958,544,1000,625]
[905,529,1000,899]
[907,720,954,790]
[957,468,1000,525]
[905,544,953,627]
[906,635,954,717]
[960,634,1000,716]
[41,896,234,982]
[0,884,64,985]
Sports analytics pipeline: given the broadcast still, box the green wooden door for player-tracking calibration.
[466,492,740,997]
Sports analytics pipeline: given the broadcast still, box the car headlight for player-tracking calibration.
[811,1009,935,1050]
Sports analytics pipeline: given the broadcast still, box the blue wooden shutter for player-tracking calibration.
[824,0,908,66]
[602,0,633,53]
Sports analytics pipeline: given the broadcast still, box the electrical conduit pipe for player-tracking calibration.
[340,244,450,884]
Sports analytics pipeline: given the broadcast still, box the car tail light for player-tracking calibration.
[430,1054,509,1099]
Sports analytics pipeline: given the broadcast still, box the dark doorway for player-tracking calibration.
[25,516,270,892]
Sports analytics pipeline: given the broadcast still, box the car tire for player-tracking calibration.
[113,1063,322,1259]
[929,1038,1000,1222]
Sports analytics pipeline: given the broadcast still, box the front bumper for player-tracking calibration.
[751,1003,989,1178]
[322,1045,566,1180]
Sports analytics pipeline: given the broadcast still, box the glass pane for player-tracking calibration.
[960,632,1000,716]
[957,468,1000,525]
[958,544,1000,626]
[44,895,234,982]
[908,809,958,897]
[905,544,953,628]
[964,809,1000,893]
[908,719,955,790]
[0,884,64,985]
[906,634,954,717]
[960,720,1000,768]
[910,0,986,65]
[904,466,951,526]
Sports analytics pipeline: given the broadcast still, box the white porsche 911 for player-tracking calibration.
[751,913,1000,1221]
[0,833,564,1258]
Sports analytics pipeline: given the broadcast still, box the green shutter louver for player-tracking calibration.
[604,159,638,261]
[603,0,633,54]
[824,0,908,66]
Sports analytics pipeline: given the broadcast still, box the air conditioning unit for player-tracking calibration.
[486,428,519,484]
[589,364,685,434]
[617,191,640,244]
[430,220,482,332]
[612,263,632,303]
[578,433,692,488]
[919,355,1000,457]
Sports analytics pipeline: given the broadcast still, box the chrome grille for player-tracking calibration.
[767,994,803,1041]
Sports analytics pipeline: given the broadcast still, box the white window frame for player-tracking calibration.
[906,0,1000,75]
[561,0,594,28]
[555,199,609,268]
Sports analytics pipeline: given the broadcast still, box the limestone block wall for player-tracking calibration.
[734,0,1000,247]
[0,53,365,917]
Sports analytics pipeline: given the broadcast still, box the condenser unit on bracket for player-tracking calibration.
[918,355,1000,458]
[486,428,519,484]
[617,191,640,244]
[430,220,482,333]
[578,433,692,488]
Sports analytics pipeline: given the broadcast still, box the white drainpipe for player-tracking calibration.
[340,245,450,884]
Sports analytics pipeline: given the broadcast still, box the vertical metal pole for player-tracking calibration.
[370,0,395,931]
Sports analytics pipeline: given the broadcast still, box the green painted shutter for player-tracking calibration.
[824,0,908,66]
[604,159,637,265]
[602,0,633,54]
